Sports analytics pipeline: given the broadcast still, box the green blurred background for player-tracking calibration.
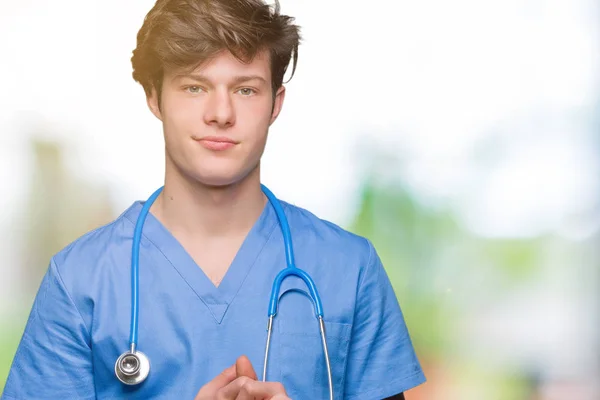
[1,0,599,399]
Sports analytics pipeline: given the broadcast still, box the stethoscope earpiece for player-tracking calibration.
[115,349,150,385]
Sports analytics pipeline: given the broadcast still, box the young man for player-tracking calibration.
[2,1,426,399]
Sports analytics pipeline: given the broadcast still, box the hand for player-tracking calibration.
[194,355,290,400]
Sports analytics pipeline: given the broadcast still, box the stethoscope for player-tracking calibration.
[115,185,334,400]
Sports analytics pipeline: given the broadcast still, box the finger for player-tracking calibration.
[269,395,291,400]
[216,376,254,400]
[196,365,236,397]
[236,381,288,400]
[235,355,258,380]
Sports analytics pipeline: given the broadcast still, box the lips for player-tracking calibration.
[197,136,236,144]
[194,135,238,151]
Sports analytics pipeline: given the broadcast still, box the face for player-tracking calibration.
[147,49,285,187]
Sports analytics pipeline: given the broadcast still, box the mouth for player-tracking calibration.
[193,135,238,151]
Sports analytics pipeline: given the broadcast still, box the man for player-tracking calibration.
[2,0,426,398]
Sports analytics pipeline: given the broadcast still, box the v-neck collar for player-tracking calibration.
[123,199,278,324]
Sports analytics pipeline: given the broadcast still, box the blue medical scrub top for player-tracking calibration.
[3,198,425,399]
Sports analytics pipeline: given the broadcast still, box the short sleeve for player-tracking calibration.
[344,241,426,399]
[2,259,95,400]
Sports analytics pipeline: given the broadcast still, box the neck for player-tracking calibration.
[150,165,266,239]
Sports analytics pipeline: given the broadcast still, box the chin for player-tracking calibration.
[188,167,254,188]
[193,175,242,188]
[175,157,259,188]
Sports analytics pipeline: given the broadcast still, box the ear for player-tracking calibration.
[146,87,163,121]
[269,85,286,125]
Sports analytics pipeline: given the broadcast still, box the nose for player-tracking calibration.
[203,89,235,128]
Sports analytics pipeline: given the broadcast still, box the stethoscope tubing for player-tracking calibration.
[120,185,334,399]
[129,187,162,346]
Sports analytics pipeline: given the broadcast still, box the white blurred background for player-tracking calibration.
[1,0,599,398]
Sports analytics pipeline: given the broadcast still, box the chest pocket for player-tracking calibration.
[272,288,352,399]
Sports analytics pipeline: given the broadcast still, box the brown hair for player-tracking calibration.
[131,0,301,102]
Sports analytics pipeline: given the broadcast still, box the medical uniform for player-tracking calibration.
[2,198,426,399]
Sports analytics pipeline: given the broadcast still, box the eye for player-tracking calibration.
[185,86,203,94]
[238,88,256,96]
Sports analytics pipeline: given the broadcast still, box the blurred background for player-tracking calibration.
[0,0,598,398]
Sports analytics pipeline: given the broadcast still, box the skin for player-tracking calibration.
[146,49,285,285]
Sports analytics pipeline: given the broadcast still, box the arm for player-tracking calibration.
[343,240,426,400]
[2,259,95,400]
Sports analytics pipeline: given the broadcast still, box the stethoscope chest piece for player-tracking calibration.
[115,350,150,385]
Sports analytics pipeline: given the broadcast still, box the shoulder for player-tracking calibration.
[50,202,140,286]
[280,200,376,271]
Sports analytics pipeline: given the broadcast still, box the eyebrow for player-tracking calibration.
[175,73,268,86]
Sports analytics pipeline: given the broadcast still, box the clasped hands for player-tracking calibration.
[194,355,290,400]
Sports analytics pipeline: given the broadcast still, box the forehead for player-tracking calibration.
[167,49,272,82]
